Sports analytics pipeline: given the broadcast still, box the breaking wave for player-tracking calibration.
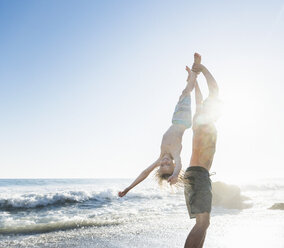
[0,189,161,211]
[0,190,115,210]
[0,219,121,235]
[241,183,284,191]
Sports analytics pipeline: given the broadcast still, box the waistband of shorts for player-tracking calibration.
[185,166,209,176]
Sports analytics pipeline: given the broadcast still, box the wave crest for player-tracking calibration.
[0,189,161,211]
[0,219,120,235]
[0,190,118,210]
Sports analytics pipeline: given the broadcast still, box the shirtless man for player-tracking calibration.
[118,53,201,197]
[184,61,219,248]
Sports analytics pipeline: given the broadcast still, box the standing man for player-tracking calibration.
[184,61,220,248]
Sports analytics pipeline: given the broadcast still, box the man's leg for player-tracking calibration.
[184,212,210,248]
[198,231,207,248]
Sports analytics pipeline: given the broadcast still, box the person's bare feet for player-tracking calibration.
[194,52,201,64]
[192,53,202,74]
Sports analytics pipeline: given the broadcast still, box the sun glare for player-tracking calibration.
[214,82,269,182]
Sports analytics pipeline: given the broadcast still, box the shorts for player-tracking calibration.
[172,94,192,129]
[184,166,212,219]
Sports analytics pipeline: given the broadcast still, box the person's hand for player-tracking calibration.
[185,66,191,74]
[118,188,129,197]
[168,175,178,185]
[192,63,204,74]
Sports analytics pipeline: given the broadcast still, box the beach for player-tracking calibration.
[0,178,283,248]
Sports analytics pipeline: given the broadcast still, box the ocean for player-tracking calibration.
[0,178,283,248]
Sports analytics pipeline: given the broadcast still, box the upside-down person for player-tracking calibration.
[118,53,201,197]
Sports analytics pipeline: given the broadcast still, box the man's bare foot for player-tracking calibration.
[194,53,201,64]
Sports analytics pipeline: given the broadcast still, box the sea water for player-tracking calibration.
[0,178,283,248]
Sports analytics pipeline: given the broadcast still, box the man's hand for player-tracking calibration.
[192,63,205,74]
[185,65,191,74]
[118,188,129,197]
[168,175,178,185]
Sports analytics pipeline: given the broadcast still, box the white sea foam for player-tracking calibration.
[241,183,284,191]
[0,180,255,211]
[0,190,112,210]
[0,188,164,210]
[0,218,121,235]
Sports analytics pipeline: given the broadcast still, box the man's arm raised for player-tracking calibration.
[118,158,161,197]
[192,63,219,98]
[195,81,203,113]
[202,65,219,98]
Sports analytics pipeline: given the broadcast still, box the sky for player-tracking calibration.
[0,0,284,182]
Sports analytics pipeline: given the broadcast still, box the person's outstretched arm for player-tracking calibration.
[118,158,161,197]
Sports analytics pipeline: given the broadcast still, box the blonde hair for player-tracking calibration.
[154,168,185,187]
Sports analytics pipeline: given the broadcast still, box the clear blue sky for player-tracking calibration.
[1,0,284,180]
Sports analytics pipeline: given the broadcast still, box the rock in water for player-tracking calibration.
[269,203,284,210]
[212,181,251,209]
